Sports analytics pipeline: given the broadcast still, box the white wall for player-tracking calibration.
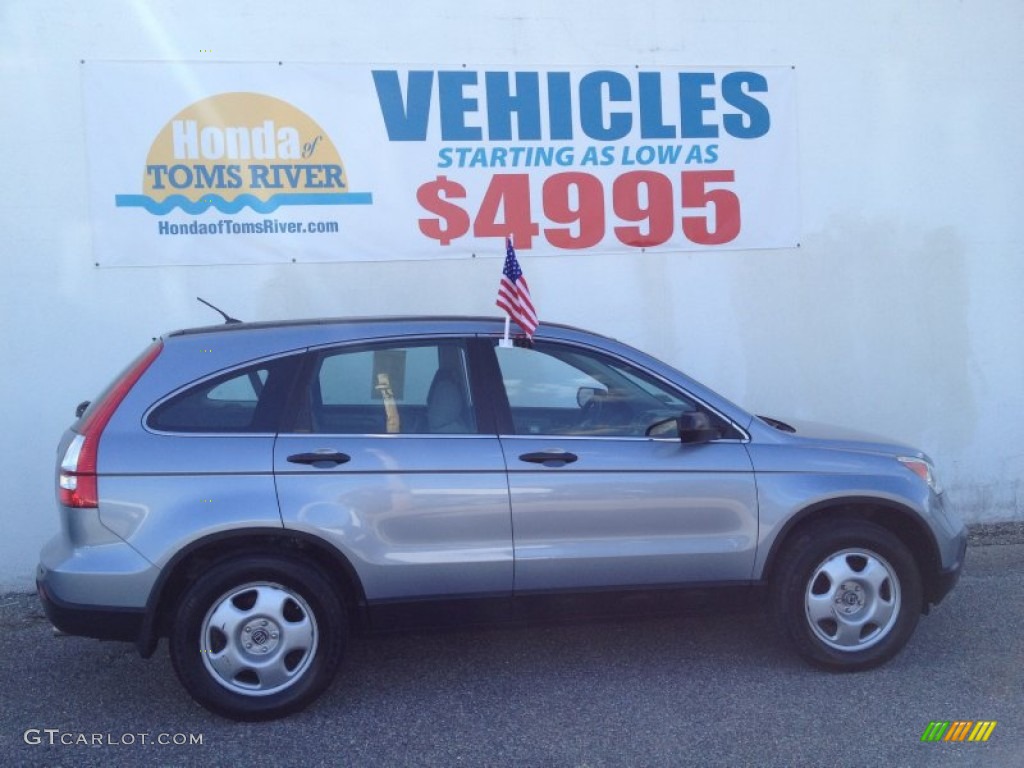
[2,0,1021,589]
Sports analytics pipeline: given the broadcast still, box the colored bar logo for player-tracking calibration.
[921,721,997,742]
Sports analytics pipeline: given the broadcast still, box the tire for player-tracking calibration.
[169,556,346,720]
[771,520,923,671]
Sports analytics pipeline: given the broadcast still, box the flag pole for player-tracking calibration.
[499,233,514,347]
[501,315,511,347]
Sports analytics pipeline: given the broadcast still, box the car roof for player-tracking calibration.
[166,315,603,339]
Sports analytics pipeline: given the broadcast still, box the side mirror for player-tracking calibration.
[644,411,721,443]
[577,386,603,408]
[678,411,720,444]
[75,400,91,418]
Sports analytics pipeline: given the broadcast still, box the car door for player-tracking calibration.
[490,339,758,592]
[274,338,513,603]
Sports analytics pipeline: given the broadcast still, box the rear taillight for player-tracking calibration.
[58,340,163,508]
[58,434,89,507]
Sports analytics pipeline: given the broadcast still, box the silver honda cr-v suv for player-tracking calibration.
[37,316,967,720]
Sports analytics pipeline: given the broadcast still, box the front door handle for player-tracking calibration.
[287,451,351,468]
[518,450,579,467]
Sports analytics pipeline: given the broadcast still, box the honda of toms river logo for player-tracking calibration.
[114,92,373,215]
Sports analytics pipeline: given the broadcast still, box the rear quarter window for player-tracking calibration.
[146,356,297,433]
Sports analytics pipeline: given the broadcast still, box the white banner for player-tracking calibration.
[82,62,798,266]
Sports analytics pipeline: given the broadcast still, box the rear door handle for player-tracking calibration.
[518,450,579,467]
[287,451,351,468]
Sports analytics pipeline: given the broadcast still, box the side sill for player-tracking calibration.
[367,582,759,633]
[368,593,513,632]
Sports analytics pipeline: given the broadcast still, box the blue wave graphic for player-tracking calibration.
[115,192,373,215]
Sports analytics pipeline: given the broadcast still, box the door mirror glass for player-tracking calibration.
[576,386,603,408]
[645,415,680,438]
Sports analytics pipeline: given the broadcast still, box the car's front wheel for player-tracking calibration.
[772,520,923,670]
[169,556,345,720]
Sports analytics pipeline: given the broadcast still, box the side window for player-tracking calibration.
[148,360,289,433]
[495,343,698,437]
[310,341,476,435]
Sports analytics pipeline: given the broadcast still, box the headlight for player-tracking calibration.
[898,456,942,494]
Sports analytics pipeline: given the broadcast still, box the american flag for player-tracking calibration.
[496,237,538,337]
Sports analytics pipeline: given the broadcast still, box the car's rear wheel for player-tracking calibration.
[169,556,345,720]
[772,520,923,670]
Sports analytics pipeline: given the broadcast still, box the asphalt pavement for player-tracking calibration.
[2,535,1022,768]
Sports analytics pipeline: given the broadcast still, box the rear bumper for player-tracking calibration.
[35,530,157,644]
[36,579,144,642]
